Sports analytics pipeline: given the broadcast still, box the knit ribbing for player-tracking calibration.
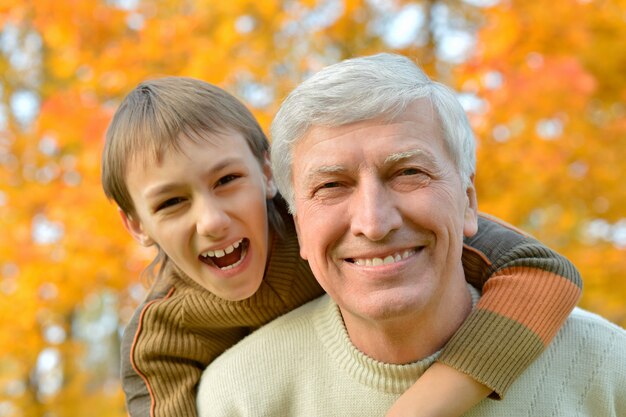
[444,214,583,397]
[314,287,481,394]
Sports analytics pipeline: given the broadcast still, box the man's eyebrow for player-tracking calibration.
[302,165,345,188]
[384,149,431,165]
[311,165,345,174]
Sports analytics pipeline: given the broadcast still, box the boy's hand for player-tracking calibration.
[385,362,492,417]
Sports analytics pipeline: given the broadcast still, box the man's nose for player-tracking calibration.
[195,195,230,238]
[349,178,401,241]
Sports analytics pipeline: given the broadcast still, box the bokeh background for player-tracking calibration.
[1,0,625,415]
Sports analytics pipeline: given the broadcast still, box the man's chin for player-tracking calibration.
[340,292,425,323]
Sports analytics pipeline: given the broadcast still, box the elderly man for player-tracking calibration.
[197,53,626,416]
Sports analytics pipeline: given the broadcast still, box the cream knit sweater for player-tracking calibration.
[198,289,626,417]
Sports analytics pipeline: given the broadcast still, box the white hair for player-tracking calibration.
[270,53,476,213]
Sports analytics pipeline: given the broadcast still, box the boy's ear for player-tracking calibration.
[119,209,154,247]
[463,175,479,238]
[262,153,277,199]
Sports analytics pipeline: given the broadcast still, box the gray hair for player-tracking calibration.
[270,53,476,213]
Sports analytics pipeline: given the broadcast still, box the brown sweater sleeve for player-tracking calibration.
[120,227,324,417]
[438,213,582,398]
[120,288,166,417]
[121,284,255,417]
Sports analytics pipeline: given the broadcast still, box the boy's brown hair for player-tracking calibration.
[102,77,284,280]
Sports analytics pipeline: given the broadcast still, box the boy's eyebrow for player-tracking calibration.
[209,157,245,175]
[144,183,181,199]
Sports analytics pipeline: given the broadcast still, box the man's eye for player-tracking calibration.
[216,174,240,186]
[311,181,343,198]
[156,197,185,212]
[320,181,340,189]
[400,168,420,176]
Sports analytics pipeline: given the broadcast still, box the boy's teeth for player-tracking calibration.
[353,249,415,266]
[218,256,244,271]
[202,238,243,259]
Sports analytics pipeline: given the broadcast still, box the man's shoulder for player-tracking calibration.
[467,307,626,417]
[559,307,626,360]
[567,307,626,335]
[198,295,329,376]
[208,294,329,362]
[197,295,331,414]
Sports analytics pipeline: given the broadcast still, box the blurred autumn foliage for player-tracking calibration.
[0,0,624,415]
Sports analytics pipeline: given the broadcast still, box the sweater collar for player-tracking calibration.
[313,285,480,394]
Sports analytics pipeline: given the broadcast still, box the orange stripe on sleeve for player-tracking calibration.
[476,266,581,345]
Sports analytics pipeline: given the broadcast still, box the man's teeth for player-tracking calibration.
[202,239,242,259]
[353,249,415,267]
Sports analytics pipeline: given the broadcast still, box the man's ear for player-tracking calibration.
[463,176,478,238]
[119,209,154,247]
[293,213,308,260]
[262,152,277,199]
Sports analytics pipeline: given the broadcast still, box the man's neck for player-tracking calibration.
[342,284,475,364]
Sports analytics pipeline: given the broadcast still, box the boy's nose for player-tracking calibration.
[195,198,230,238]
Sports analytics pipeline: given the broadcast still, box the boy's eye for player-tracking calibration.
[155,197,185,212]
[216,174,240,187]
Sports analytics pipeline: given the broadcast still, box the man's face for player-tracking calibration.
[292,100,478,329]
[122,130,275,301]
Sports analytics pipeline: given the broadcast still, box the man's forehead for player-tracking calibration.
[294,124,440,164]
[297,101,439,144]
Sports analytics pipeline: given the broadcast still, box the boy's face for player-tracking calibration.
[122,130,275,301]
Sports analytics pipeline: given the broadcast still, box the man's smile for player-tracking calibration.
[345,248,419,267]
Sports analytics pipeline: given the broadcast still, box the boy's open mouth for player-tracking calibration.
[200,238,249,270]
